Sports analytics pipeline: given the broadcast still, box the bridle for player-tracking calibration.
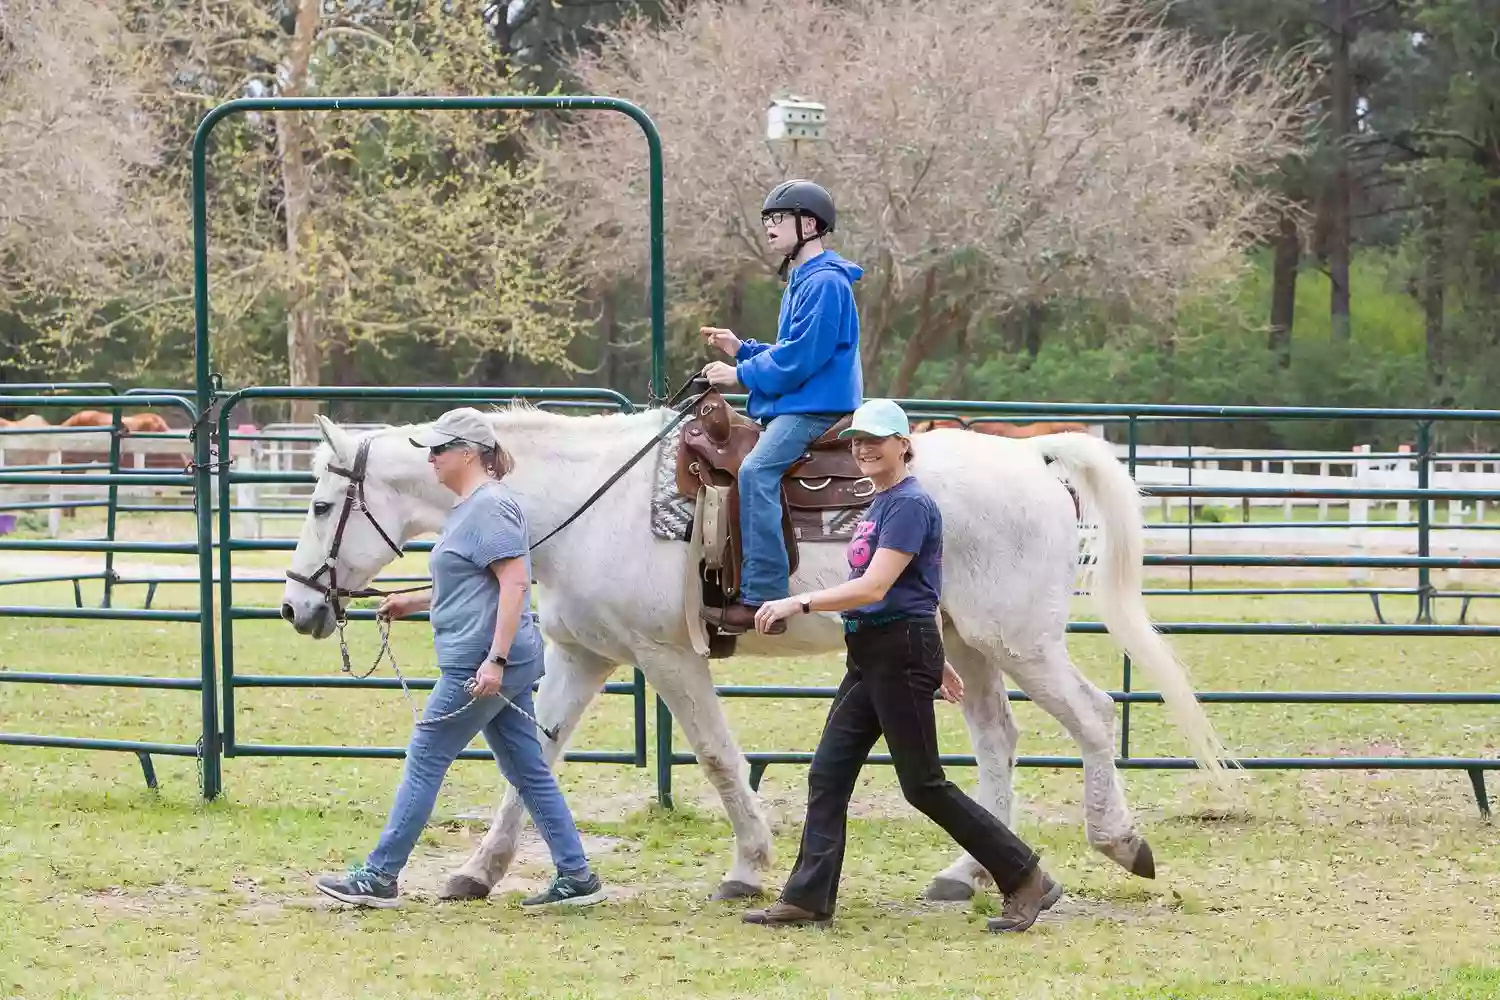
[284,435,420,618]
[283,434,437,715]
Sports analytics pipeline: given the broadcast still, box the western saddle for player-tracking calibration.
[674,389,874,648]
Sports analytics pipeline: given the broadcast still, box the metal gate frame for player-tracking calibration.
[186,94,667,797]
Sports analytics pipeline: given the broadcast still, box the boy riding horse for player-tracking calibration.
[698,180,864,635]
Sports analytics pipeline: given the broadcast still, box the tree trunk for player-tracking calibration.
[1269,212,1300,366]
[1326,0,1353,341]
[938,316,973,399]
[478,348,513,386]
[999,307,1024,354]
[888,268,938,397]
[889,308,964,398]
[1422,205,1447,405]
[599,282,621,393]
[858,249,897,387]
[276,0,322,424]
[327,331,356,421]
[889,268,967,397]
[727,270,746,332]
[1021,301,1044,358]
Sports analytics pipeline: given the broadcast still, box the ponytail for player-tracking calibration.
[479,443,514,480]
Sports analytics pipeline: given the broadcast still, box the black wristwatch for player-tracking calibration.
[798,594,812,615]
[489,654,508,667]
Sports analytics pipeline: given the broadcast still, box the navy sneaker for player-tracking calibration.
[521,871,606,909]
[314,864,400,908]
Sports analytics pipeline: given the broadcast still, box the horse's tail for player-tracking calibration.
[1027,432,1233,786]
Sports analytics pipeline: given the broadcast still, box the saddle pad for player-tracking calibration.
[649,424,871,544]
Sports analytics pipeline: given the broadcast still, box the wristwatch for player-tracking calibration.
[797,594,813,615]
[489,654,508,667]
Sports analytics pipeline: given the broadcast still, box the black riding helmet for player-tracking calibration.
[762,180,835,278]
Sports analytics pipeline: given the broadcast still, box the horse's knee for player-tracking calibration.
[694,745,739,784]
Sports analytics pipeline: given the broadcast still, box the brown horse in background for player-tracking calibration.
[1,411,174,519]
[0,414,52,429]
[0,412,172,432]
[59,410,172,433]
[912,417,1092,437]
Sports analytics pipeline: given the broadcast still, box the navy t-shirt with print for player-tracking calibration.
[843,476,943,620]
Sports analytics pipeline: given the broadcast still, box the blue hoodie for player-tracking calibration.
[734,250,864,422]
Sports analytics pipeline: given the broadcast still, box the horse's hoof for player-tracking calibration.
[438,874,493,901]
[923,877,975,902]
[1129,840,1156,880]
[712,880,765,901]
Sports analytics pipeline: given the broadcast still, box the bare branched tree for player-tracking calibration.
[0,0,165,366]
[4,0,587,408]
[536,0,1313,392]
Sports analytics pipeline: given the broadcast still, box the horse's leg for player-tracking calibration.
[998,637,1154,879]
[637,647,774,900]
[440,640,615,900]
[923,624,1021,901]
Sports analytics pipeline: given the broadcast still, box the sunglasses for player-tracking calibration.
[428,439,471,457]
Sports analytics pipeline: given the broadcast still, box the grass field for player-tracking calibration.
[3,563,1500,999]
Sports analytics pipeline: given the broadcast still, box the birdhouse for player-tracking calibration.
[766,97,827,142]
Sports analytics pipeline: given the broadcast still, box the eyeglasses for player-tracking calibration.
[761,211,791,227]
[429,439,471,457]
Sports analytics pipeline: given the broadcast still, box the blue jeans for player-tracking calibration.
[366,668,589,880]
[739,412,841,605]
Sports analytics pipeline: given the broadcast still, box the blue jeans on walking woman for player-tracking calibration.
[738,412,841,605]
[366,666,588,879]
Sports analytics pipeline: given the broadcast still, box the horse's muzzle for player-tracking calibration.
[281,599,337,639]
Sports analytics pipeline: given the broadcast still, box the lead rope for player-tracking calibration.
[337,614,559,737]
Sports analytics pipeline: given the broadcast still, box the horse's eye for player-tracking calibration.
[312,501,333,517]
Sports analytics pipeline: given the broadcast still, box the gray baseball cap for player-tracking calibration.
[408,407,497,449]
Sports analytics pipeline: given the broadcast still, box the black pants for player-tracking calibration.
[779,618,1040,916]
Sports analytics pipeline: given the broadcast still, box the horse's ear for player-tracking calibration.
[314,414,349,462]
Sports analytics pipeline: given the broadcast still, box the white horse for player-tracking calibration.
[281,404,1229,902]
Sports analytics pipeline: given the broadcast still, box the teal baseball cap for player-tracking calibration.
[837,398,911,440]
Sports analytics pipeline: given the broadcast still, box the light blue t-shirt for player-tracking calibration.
[428,480,544,694]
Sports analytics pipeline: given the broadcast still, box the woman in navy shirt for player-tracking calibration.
[745,399,1062,933]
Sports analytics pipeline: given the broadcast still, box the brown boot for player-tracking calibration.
[742,900,830,926]
[986,868,1063,933]
[700,602,786,636]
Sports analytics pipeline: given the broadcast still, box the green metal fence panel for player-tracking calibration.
[208,386,649,778]
[8,386,1500,817]
[0,392,217,798]
[650,398,1500,816]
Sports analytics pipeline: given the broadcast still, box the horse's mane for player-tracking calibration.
[310,402,671,477]
[478,399,673,433]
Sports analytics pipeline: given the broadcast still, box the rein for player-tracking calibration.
[527,377,707,552]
